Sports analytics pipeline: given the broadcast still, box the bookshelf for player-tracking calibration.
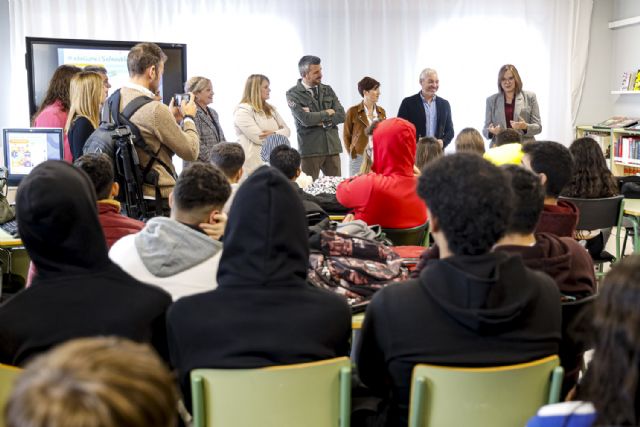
[576,126,640,176]
[611,90,640,95]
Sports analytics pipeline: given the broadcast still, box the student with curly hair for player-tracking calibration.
[527,256,640,427]
[356,154,561,427]
[561,137,619,257]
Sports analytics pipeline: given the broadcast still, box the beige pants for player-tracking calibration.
[301,154,341,180]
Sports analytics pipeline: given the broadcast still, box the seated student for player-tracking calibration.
[454,127,486,155]
[494,165,596,296]
[484,128,524,165]
[166,166,351,407]
[336,118,427,228]
[527,256,640,427]
[0,161,172,366]
[210,142,244,215]
[110,163,230,301]
[356,154,561,427]
[494,165,596,392]
[269,145,328,225]
[75,153,145,246]
[521,141,578,237]
[415,136,443,171]
[5,337,178,427]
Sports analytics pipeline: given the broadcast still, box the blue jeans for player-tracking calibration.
[350,154,364,176]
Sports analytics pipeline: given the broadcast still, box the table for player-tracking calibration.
[352,312,364,330]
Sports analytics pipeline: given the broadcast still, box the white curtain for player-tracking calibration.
[7,0,593,156]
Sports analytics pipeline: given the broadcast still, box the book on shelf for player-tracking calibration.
[621,71,632,91]
[635,70,640,91]
[593,116,639,129]
[614,136,640,165]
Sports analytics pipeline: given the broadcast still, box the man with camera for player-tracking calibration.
[286,55,345,180]
[118,42,199,215]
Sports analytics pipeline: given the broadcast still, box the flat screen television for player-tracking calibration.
[3,128,64,186]
[25,37,187,119]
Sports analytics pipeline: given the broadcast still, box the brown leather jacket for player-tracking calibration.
[343,102,386,159]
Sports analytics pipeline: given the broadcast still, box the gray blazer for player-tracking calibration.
[190,105,225,164]
[483,90,541,143]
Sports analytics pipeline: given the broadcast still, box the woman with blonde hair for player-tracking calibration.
[455,127,486,155]
[184,76,226,166]
[66,71,105,161]
[234,74,290,176]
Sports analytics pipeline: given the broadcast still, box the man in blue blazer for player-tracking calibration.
[397,68,454,148]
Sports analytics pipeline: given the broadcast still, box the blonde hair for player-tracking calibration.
[455,128,486,155]
[6,337,178,427]
[184,76,211,94]
[416,136,443,170]
[65,71,103,133]
[240,74,273,117]
[359,150,373,175]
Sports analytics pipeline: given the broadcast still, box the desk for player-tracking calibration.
[623,199,640,253]
[0,228,22,248]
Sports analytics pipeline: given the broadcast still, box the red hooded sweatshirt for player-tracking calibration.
[336,118,427,228]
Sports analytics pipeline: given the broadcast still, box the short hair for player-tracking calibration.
[502,164,545,234]
[521,141,574,198]
[357,77,380,97]
[498,64,523,94]
[210,142,245,179]
[5,337,178,427]
[419,68,438,83]
[173,163,231,213]
[127,42,168,77]
[270,145,301,180]
[418,153,513,255]
[184,76,212,94]
[83,65,107,75]
[33,64,82,120]
[298,55,321,78]
[74,153,115,200]
[455,127,485,155]
[416,136,443,171]
[494,128,522,147]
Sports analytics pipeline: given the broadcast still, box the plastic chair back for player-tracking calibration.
[191,357,351,427]
[382,222,428,246]
[0,364,21,427]
[559,195,624,231]
[408,355,563,427]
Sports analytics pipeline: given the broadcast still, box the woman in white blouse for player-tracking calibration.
[234,74,290,176]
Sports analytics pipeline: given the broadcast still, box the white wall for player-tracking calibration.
[611,0,640,117]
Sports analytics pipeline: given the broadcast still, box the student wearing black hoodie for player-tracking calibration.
[0,161,172,366]
[356,154,562,427]
[166,165,351,405]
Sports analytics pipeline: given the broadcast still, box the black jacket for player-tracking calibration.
[397,92,454,147]
[0,161,172,366]
[357,251,561,427]
[167,166,351,404]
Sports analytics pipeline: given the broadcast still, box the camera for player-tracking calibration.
[174,93,191,106]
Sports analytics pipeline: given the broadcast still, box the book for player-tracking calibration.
[634,70,640,91]
[594,116,639,129]
[630,71,637,91]
[621,72,631,91]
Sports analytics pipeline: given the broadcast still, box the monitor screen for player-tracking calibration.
[26,37,187,119]
[3,128,64,186]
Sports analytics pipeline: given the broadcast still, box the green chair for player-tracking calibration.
[408,355,563,427]
[0,364,21,427]
[191,357,351,427]
[382,221,429,246]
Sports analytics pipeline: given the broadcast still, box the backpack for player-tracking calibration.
[84,89,176,219]
[307,230,410,313]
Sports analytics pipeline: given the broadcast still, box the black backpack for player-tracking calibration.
[84,89,176,219]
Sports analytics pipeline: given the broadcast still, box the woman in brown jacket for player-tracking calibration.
[343,77,386,176]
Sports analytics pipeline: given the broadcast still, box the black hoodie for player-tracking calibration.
[0,161,172,365]
[167,166,351,403]
[357,251,561,427]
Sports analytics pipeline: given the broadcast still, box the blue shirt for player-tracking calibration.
[420,92,437,138]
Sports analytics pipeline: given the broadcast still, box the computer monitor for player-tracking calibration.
[2,128,64,186]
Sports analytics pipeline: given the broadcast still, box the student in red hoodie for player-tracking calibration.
[336,118,427,228]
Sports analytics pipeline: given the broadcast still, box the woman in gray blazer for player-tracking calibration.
[483,64,541,144]
[184,76,226,166]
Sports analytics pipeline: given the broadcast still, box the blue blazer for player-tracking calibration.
[397,92,454,147]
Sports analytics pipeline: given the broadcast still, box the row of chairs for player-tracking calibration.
[1,355,562,427]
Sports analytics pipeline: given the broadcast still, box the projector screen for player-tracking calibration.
[25,37,187,119]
